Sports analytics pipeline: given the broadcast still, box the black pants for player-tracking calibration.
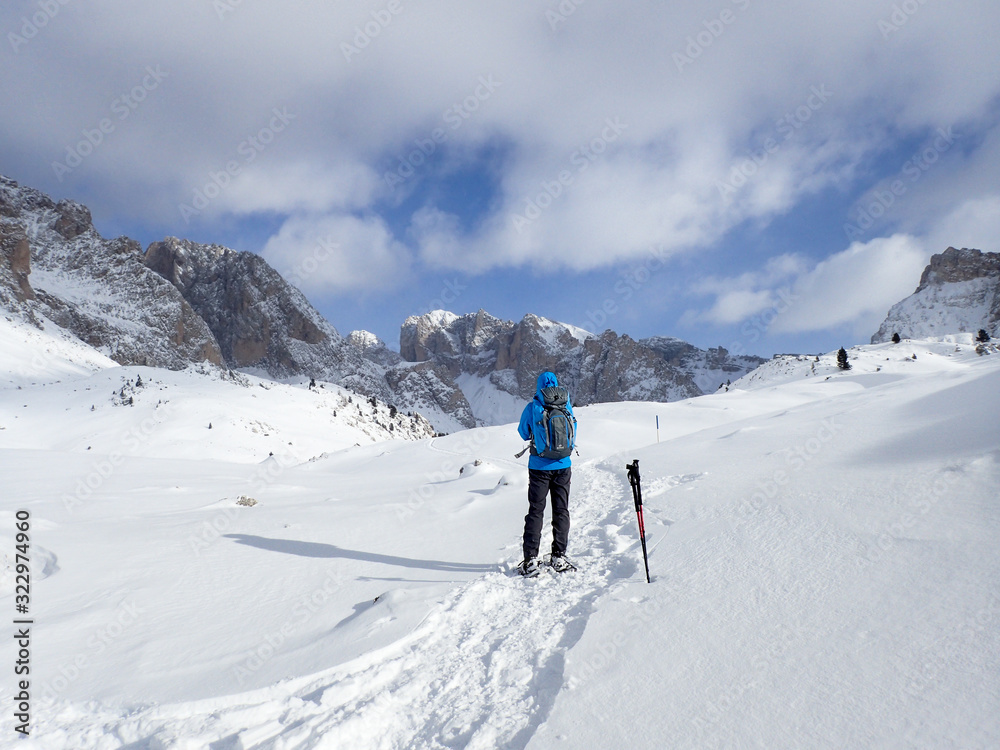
[523,467,572,560]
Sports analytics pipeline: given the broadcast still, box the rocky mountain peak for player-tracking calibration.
[916,247,1000,292]
[873,246,1000,342]
[53,199,94,240]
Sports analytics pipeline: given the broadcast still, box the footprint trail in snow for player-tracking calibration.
[53,464,642,749]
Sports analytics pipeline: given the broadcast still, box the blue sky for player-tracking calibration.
[2,1,999,358]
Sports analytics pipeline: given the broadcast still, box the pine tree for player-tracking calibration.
[891,332,901,344]
[837,347,851,370]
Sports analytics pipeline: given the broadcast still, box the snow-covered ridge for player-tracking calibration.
[732,333,995,391]
[0,313,118,388]
[1,176,225,370]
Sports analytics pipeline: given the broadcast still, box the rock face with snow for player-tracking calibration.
[0,176,224,368]
[872,247,1000,342]
[348,330,404,369]
[146,237,347,377]
[639,335,766,394]
[399,309,766,422]
[143,236,475,429]
[0,222,35,306]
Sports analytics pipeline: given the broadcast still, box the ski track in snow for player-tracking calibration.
[36,463,648,749]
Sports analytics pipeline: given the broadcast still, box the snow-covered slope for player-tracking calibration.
[873,246,1000,342]
[734,333,999,390]
[0,368,434,466]
[0,313,118,388]
[1,334,997,748]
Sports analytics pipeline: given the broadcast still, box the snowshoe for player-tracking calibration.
[516,557,542,578]
[547,554,577,573]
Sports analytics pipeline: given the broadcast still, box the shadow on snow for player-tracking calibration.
[223,533,496,573]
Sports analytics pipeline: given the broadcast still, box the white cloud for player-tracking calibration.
[924,195,1000,255]
[216,160,383,216]
[2,0,999,280]
[702,289,777,325]
[261,214,412,295]
[771,235,930,335]
[687,236,931,336]
[687,254,808,325]
[409,206,465,268]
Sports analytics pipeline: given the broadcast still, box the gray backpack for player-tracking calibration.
[534,386,576,459]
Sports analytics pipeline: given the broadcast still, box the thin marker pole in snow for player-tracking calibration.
[656,415,659,443]
[626,459,651,583]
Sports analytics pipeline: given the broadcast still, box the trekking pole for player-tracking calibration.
[626,460,651,583]
[514,442,530,458]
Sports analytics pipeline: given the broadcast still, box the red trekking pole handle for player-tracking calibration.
[626,460,651,583]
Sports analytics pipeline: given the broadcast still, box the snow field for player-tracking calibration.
[0,335,997,748]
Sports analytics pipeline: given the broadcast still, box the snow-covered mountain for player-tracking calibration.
[872,246,1000,343]
[0,177,477,431]
[2,176,769,432]
[399,309,766,424]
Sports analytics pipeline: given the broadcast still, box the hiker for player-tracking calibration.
[517,371,577,576]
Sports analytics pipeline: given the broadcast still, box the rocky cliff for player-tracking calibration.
[872,247,1000,342]
[142,237,477,430]
[0,176,223,368]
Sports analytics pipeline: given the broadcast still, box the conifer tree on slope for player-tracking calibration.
[837,347,851,370]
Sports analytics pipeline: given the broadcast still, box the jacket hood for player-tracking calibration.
[535,371,559,401]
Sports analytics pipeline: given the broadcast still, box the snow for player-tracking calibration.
[1,327,998,748]
[532,314,594,350]
[543,316,594,345]
[346,330,382,350]
[0,315,118,388]
[418,310,460,330]
[455,372,527,426]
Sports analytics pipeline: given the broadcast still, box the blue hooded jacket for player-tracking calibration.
[518,371,576,470]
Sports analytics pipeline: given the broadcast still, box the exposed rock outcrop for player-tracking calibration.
[145,237,330,374]
[0,223,34,302]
